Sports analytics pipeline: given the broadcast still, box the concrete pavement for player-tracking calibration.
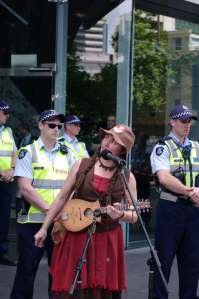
[0,247,182,299]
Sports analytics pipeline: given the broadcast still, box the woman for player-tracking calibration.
[34,124,138,299]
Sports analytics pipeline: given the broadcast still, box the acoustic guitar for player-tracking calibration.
[60,198,151,232]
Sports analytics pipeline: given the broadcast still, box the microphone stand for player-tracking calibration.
[69,216,97,295]
[118,161,169,296]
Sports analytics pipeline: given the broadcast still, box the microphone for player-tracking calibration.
[100,150,126,166]
[93,209,102,217]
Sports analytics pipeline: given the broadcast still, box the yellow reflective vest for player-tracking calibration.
[59,138,88,160]
[17,141,69,224]
[0,127,15,170]
[162,138,199,190]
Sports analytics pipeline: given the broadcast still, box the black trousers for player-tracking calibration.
[0,181,12,254]
[10,223,53,299]
[153,200,199,299]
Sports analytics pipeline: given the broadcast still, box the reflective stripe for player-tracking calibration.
[17,212,46,223]
[30,143,38,163]
[160,191,178,202]
[166,139,178,158]
[170,165,199,172]
[192,141,199,157]
[160,192,191,204]
[7,127,13,139]
[32,179,65,189]
[0,150,13,157]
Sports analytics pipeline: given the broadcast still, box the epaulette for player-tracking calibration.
[157,136,172,145]
[58,137,65,142]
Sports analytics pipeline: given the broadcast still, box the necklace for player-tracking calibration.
[98,158,116,171]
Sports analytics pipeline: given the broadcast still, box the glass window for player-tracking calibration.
[129,10,199,248]
[175,37,182,50]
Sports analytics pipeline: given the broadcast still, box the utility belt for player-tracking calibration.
[160,191,193,205]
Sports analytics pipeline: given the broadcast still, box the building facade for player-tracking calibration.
[1,0,199,248]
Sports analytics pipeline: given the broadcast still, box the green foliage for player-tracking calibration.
[67,10,169,120]
[133,11,168,112]
[67,49,117,123]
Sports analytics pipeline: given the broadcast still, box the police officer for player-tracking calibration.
[59,115,89,160]
[0,99,17,266]
[10,110,74,299]
[150,105,199,299]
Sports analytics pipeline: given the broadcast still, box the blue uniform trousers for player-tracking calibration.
[0,181,13,254]
[10,223,53,299]
[153,200,199,299]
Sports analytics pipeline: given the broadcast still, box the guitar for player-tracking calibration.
[60,198,151,232]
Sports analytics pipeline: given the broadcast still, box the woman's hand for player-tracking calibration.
[34,227,47,248]
[106,203,124,220]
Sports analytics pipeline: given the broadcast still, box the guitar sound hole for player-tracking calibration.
[84,208,93,218]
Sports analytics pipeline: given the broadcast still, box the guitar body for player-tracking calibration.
[61,199,101,232]
[60,198,151,232]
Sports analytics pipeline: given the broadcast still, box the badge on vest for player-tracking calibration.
[18,149,28,159]
[156,146,164,156]
[59,144,68,155]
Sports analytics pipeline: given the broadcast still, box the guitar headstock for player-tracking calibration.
[136,199,151,212]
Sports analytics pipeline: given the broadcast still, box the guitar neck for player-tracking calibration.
[99,206,132,215]
[98,200,150,215]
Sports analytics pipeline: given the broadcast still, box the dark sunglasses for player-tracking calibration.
[179,119,192,124]
[46,122,62,130]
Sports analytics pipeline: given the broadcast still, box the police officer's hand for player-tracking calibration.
[34,228,47,248]
[0,170,14,183]
[188,187,199,207]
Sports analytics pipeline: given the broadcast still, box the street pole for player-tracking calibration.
[49,0,68,114]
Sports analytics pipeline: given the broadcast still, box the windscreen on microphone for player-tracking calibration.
[100,149,112,160]
[93,208,102,217]
[100,150,126,166]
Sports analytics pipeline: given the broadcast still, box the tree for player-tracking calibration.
[67,48,117,124]
[133,11,168,113]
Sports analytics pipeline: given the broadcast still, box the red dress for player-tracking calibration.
[50,175,126,294]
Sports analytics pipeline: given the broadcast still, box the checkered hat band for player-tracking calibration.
[171,111,192,119]
[0,105,10,110]
[40,112,58,121]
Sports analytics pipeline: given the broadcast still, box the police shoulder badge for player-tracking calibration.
[156,146,164,156]
[18,149,28,159]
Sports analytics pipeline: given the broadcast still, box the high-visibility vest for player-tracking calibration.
[60,138,88,160]
[160,139,199,195]
[0,127,15,170]
[17,141,69,223]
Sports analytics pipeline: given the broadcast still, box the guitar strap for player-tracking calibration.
[51,189,76,244]
[74,157,96,197]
